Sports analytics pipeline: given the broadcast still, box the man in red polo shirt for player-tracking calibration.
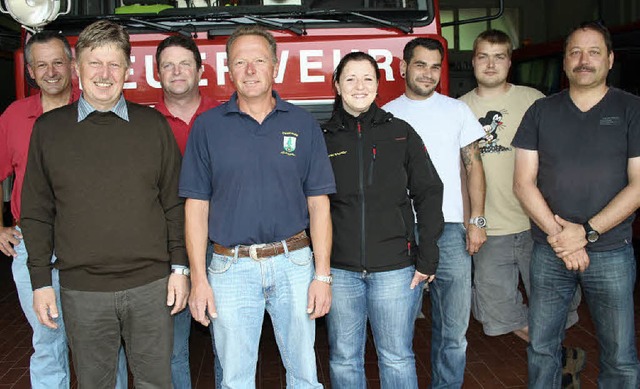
[155,35,220,155]
[154,34,220,389]
[0,31,78,389]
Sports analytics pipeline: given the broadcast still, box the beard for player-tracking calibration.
[406,75,437,98]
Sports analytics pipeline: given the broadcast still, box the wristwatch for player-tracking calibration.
[583,222,600,243]
[171,267,191,277]
[469,216,487,229]
[313,274,333,285]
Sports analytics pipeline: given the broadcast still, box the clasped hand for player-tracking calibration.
[547,215,590,272]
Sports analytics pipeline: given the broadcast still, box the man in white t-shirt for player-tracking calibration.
[383,37,486,388]
[459,29,585,387]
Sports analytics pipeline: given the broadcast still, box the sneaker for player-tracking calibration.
[562,347,586,374]
[562,372,581,389]
[562,347,586,388]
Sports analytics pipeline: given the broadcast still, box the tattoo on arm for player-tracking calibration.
[461,141,481,173]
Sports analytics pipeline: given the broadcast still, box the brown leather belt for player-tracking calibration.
[213,231,310,260]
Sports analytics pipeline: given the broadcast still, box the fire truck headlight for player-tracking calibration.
[0,0,69,30]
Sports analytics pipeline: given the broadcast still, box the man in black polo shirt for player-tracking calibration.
[513,21,640,388]
[180,25,335,387]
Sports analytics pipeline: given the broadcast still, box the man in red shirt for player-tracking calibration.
[154,34,220,389]
[155,35,220,155]
[0,31,77,389]
[0,31,81,389]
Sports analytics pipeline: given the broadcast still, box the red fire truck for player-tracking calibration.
[4,0,501,120]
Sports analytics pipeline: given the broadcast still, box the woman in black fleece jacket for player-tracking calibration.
[322,51,444,388]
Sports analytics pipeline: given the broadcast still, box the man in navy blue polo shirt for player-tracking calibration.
[179,25,335,388]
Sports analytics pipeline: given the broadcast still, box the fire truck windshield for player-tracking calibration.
[41,0,434,35]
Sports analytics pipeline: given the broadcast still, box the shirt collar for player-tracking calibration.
[156,94,218,121]
[77,94,129,122]
[26,93,44,119]
[154,97,171,117]
[27,86,81,119]
[224,90,289,115]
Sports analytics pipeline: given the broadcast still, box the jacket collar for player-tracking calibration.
[322,102,393,134]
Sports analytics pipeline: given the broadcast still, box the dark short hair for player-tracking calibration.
[564,21,613,55]
[226,25,277,64]
[473,29,513,57]
[76,20,131,66]
[156,34,202,72]
[25,31,72,66]
[332,51,380,113]
[403,38,444,64]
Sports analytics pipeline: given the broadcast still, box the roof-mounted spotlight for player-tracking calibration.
[0,0,71,31]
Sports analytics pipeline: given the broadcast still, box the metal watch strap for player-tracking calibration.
[313,274,333,285]
[469,216,487,229]
[171,267,191,276]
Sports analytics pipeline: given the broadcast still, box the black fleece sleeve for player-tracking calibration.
[405,123,444,275]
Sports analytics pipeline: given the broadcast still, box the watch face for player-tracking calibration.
[476,217,487,228]
[587,230,599,243]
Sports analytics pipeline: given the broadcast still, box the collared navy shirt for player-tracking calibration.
[179,91,336,246]
[77,94,129,122]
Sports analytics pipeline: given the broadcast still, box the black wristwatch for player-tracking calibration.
[583,222,600,243]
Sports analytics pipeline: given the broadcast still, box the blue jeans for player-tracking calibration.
[528,242,640,388]
[172,322,221,389]
[172,242,223,389]
[12,235,69,389]
[208,245,321,389]
[12,228,128,389]
[208,323,224,389]
[172,308,192,389]
[429,223,471,388]
[327,266,422,389]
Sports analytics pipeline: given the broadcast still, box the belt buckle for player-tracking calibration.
[249,243,266,260]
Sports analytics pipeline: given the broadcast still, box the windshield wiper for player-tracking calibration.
[303,10,412,34]
[112,16,193,37]
[243,15,306,36]
[347,11,412,33]
[147,11,306,36]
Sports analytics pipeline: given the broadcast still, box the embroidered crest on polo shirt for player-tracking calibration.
[281,131,299,156]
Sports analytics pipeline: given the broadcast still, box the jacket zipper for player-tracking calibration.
[357,121,366,271]
[399,210,412,257]
[368,144,376,186]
